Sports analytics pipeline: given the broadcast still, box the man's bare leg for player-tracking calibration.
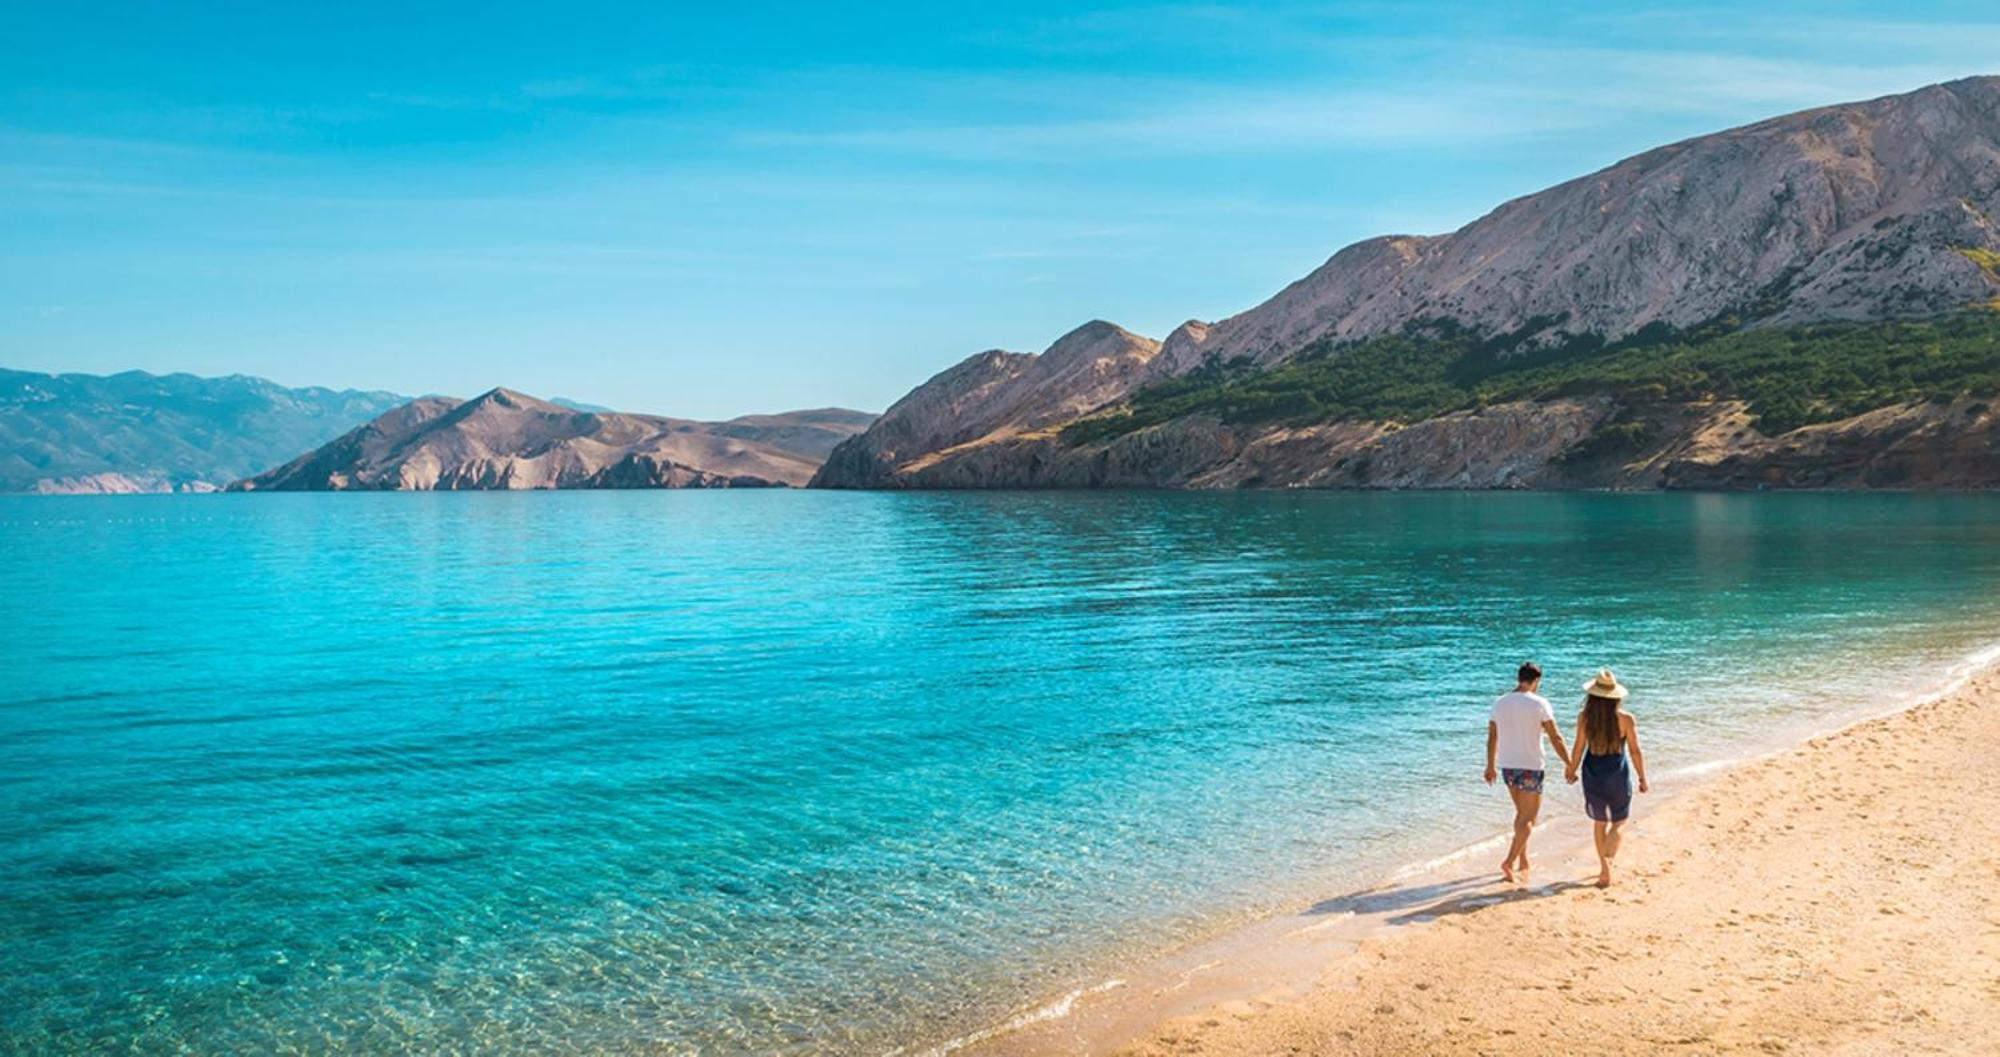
[1501,786,1540,881]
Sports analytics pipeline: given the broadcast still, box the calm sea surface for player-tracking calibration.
[5,491,2000,1055]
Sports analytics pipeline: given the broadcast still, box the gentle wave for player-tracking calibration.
[904,978,1128,1057]
[936,633,2000,1054]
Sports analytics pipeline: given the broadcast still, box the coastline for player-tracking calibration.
[945,641,2000,1056]
[12,493,2000,1055]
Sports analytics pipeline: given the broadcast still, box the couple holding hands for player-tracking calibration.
[1484,662,1650,887]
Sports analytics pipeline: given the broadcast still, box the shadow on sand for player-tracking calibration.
[1304,874,1590,927]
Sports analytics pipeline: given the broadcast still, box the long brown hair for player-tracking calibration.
[1581,694,1624,754]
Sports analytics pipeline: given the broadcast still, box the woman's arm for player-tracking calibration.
[1565,713,1586,783]
[1623,712,1649,793]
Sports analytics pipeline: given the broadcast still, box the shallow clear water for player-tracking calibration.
[4,491,1999,1055]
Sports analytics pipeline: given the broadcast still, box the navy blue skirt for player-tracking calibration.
[1581,751,1633,822]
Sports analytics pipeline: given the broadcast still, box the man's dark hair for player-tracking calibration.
[1517,661,1543,684]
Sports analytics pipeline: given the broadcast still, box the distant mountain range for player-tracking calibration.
[1,369,410,493]
[550,397,616,413]
[814,76,2000,490]
[232,389,874,490]
[3,368,874,493]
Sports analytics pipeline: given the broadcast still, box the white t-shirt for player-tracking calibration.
[1490,690,1556,771]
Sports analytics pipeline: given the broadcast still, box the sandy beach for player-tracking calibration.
[966,657,2000,1057]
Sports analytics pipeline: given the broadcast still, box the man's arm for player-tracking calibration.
[1542,719,1573,773]
[1484,721,1499,784]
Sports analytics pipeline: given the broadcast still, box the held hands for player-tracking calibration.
[1564,766,1579,785]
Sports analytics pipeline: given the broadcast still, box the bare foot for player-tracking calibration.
[1500,859,1516,882]
[1596,865,1613,888]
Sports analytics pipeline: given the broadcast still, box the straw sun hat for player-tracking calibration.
[1583,669,1629,700]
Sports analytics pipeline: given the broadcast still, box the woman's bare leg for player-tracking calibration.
[1604,821,1625,863]
[1593,821,1612,886]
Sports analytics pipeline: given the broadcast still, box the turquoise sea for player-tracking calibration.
[5,492,2000,1055]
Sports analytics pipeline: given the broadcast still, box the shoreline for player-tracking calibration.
[17,485,2000,497]
[942,639,2000,1056]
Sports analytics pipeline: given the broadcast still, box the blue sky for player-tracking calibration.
[4,2,1998,418]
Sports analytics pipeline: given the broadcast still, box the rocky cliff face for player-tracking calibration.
[814,76,2000,491]
[1655,397,2000,489]
[1148,75,2000,377]
[29,473,222,495]
[819,395,1998,491]
[812,321,1159,487]
[233,389,873,491]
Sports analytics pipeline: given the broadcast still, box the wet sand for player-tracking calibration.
[967,660,2000,1056]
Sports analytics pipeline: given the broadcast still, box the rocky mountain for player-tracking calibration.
[837,391,1999,491]
[813,321,1160,487]
[814,76,2000,490]
[704,407,883,463]
[29,472,223,495]
[232,388,873,491]
[1,368,408,492]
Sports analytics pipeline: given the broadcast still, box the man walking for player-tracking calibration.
[1484,661,1573,882]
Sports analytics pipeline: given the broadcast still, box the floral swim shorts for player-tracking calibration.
[1501,768,1546,794]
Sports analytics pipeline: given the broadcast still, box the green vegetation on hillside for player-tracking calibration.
[1961,247,2000,277]
[1062,313,2000,445]
[1962,248,2000,310]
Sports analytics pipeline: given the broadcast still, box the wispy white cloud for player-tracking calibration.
[970,245,1159,263]
[960,3,1289,56]
[739,83,1590,158]
[729,9,1997,163]
[517,64,702,101]
[0,125,291,163]
[1488,47,1989,117]
[18,8,1991,174]
[1577,8,2000,53]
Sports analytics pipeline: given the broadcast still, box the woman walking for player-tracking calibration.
[1565,670,1649,887]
